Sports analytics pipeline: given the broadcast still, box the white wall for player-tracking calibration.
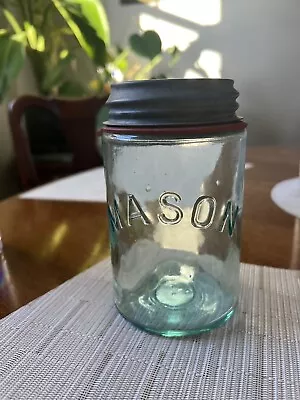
[103,0,300,145]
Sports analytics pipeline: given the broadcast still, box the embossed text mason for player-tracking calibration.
[109,192,240,238]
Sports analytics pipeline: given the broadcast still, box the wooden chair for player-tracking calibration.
[8,95,108,190]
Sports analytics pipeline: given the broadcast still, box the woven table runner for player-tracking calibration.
[0,260,299,399]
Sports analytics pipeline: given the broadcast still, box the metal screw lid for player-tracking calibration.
[104,79,242,127]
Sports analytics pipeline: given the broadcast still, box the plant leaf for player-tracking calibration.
[24,22,38,50]
[70,12,107,66]
[3,9,23,34]
[64,0,110,44]
[53,0,108,66]
[0,34,25,102]
[52,0,93,59]
[36,35,46,52]
[130,31,162,60]
[60,49,69,59]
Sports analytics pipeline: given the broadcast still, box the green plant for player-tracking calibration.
[0,0,110,98]
[0,32,25,102]
[0,0,179,101]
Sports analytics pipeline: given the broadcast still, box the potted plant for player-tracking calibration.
[1,0,179,96]
[0,0,179,189]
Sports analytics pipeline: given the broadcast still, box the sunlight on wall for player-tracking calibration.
[154,0,221,26]
[140,1,223,77]
[197,49,222,78]
[139,13,199,51]
[184,50,222,79]
[184,69,203,79]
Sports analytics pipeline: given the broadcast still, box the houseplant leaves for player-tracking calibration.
[67,0,110,44]
[0,33,25,102]
[53,0,107,67]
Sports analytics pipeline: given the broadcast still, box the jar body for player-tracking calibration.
[102,129,246,337]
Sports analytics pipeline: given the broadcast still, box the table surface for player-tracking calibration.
[0,146,299,318]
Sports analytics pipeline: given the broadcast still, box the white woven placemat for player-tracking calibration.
[0,260,299,400]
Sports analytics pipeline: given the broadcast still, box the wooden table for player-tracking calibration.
[0,147,299,318]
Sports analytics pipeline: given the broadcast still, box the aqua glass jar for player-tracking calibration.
[102,79,247,337]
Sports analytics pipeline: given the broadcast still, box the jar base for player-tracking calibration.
[115,266,237,337]
[117,305,236,337]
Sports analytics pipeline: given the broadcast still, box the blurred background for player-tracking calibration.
[0,0,299,199]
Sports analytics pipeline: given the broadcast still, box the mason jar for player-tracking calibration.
[102,79,247,337]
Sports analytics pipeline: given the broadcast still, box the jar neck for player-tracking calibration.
[101,121,247,137]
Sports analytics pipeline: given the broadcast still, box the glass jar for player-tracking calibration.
[102,79,247,337]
